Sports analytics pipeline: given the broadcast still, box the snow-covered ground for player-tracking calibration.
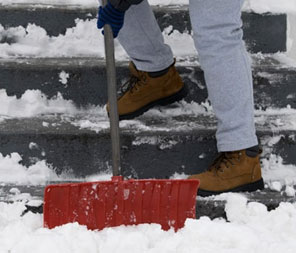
[0,194,296,253]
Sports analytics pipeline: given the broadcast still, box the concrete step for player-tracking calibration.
[1,183,295,220]
[0,113,295,178]
[0,5,287,54]
[1,56,295,109]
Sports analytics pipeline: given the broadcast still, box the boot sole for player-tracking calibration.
[197,178,265,197]
[118,84,188,121]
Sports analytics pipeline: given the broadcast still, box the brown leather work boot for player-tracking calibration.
[188,146,264,197]
[107,61,187,120]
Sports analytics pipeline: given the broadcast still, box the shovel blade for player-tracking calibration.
[44,177,199,231]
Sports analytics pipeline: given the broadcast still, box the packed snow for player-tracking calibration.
[0,194,295,252]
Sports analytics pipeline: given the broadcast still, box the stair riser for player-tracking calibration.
[1,62,295,109]
[0,131,294,178]
[0,7,287,54]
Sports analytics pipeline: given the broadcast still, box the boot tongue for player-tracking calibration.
[225,151,239,158]
[215,151,239,170]
[128,62,140,78]
[210,151,241,172]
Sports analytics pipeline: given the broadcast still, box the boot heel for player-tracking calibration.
[244,178,265,192]
[197,178,265,197]
[158,85,188,106]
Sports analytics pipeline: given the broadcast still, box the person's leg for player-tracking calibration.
[105,0,186,120]
[188,0,263,195]
[117,0,174,72]
[189,0,258,152]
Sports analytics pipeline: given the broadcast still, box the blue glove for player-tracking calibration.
[97,2,125,38]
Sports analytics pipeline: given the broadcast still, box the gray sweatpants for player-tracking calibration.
[117,0,258,152]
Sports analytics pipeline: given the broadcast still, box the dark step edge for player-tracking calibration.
[16,188,296,219]
[0,55,294,70]
[0,4,289,14]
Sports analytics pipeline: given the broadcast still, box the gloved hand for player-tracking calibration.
[97,2,125,38]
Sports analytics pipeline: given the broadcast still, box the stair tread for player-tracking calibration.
[0,110,295,134]
[1,183,294,203]
[0,55,293,69]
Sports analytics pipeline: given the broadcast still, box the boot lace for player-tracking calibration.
[119,73,147,96]
[209,151,242,173]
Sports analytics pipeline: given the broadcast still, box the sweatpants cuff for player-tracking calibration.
[217,138,259,152]
[133,58,175,72]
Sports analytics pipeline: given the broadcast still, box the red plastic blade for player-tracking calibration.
[43,177,199,231]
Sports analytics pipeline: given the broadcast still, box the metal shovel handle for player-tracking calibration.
[102,0,121,176]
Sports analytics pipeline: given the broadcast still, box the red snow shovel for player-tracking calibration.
[43,0,199,231]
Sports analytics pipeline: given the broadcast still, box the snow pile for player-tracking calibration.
[0,152,113,185]
[0,89,79,117]
[272,53,296,68]
[1,20,295,62]
[1,194,296,252]
[0,153,59,185]
[163,26,196,58]
[0,20,118,58]
[285,185,296,197]
[262,154,296,187]
[0,20,195,59]
[244,0,296,14]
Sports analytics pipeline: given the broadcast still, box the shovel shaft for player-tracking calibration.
[43,8,201,231]
[102,0,121,176]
